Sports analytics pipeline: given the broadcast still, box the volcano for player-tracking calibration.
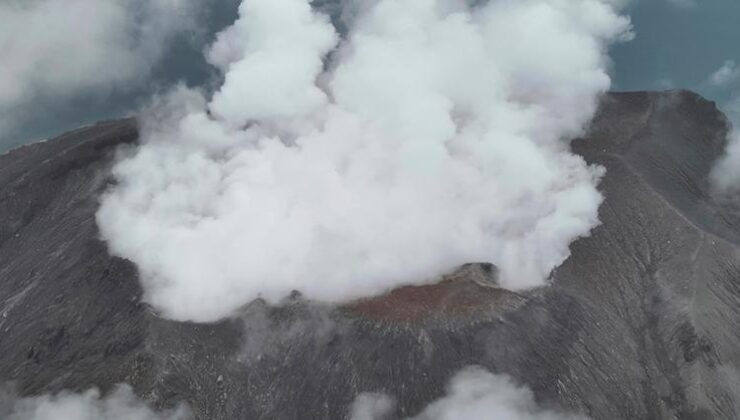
[1,90,739,419]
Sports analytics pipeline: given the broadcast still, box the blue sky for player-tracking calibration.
[613,0,740,111]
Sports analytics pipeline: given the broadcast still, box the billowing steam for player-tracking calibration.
[97,0,632,322]
[350,366,587,420]
[711,95,740,195]
[0,384,191,420]
[713,132,740,193]
[349,392,395,420]
[705,58,740,196]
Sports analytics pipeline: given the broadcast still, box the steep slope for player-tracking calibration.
[0,91,739,419]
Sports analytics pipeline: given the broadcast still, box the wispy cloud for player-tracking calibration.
[350,366,588,420]
[0,0,202,142]
[0,384,191,420]
[708,60,740,87]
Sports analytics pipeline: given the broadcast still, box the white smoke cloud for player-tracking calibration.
[708,60,740,87]
[707,59,740,195]
[97,0,632,322]
[711,95,740,194]
[0,0,201,140]
[350,366,587,420]
[713,132,740,193]
[206,0,338,123]
[0,384,191,420]
[349,392,395,420]
[412,367,587,420]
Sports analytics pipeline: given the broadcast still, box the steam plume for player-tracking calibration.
[705,58,740,195]
[98,0,632,322]
[0,384,191,420]
[349,392,395,420]
[713,132,740,193]
[350,366,587,420]
[411,367,587,420]
[711,94,740,195]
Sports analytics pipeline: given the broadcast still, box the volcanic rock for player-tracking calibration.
[0,91,739,419]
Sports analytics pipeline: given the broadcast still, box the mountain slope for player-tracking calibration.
[0,91,738,419]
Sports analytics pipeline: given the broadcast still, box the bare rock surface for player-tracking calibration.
[1,91,739,419]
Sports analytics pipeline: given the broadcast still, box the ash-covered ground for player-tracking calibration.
[0,90,739,419]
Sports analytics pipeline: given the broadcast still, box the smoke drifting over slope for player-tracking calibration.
[711,95,740,195]
[97,0,632,322]
[0,384,191,420]
[713,132,740,193]
[350,366,587,420]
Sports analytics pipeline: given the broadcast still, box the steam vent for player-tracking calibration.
[2,91,740,419]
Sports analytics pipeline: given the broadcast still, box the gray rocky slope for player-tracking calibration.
[0,91,739,419]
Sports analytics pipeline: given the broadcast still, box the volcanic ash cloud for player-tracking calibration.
[97,0,632,322]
